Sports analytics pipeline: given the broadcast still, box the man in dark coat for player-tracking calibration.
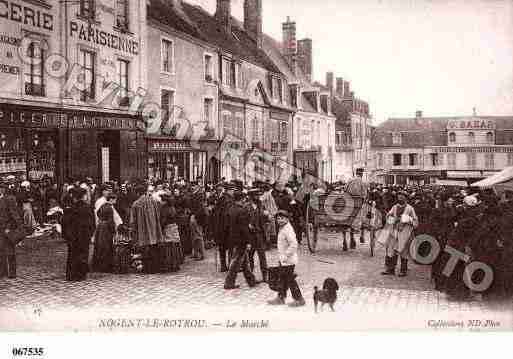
[224,185,256,290]
[212,182,234,272]
[62,187,95,281]
[246,188,268,283]
[0,182,24,278]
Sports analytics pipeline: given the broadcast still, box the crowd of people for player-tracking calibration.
[1,171,512,304]
[363,182,513,301]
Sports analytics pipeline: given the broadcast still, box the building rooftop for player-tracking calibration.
[148,0,281,74]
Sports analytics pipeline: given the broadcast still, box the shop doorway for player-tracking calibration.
[98,130,120,183]
[208,156,220,183]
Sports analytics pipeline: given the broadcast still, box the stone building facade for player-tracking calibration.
[331,77,372,182]
[145,0,295,185]
[264,17,335,184]
[146,0,219,183]
[371,112,513,185]
[0,0,148,184]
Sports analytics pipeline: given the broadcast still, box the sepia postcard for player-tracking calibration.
[0,0,512,340]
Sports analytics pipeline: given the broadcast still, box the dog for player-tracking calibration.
[313,278,339,313]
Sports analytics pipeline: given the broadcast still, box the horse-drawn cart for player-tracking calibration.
[304,192,378,256]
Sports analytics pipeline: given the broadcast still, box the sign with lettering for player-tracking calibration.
[150,140,192,152]
[0,1,53,31]
[0,33,21,46]
[0,105,141,130]
[0,63,19,75]
[447,119,495,130]
[69,20,139,55]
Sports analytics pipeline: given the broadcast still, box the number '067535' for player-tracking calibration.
[12,347,44,356]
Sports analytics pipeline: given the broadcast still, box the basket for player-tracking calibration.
[267,265,283,292]
[113,244,133,274]
[158,242,176,272]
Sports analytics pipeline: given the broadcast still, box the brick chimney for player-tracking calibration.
[343,81,350,98]
[336,77,344,98]
[297,38,312,82]
[244,0,263,48]
[215,0,231,32]
[282,16,296,56]
[326,72,334,94]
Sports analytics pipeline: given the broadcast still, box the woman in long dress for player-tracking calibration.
[92,194,122,273]
[160,194,183,272]
[63,188,95,281]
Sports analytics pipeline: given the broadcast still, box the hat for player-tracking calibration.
[276,210,291,219]
[224,180,242,191]
[70,187,87,200]
[100,183,112,191]
[463,195,479,207]
[248,188,263,197]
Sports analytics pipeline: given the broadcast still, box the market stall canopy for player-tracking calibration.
[435,179,468,187]
[472,166,513,189]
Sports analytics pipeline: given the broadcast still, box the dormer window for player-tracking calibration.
[449,132,456,143]
[115,0,129,31]
[486,131,493,143]
[468,131,475,143]
[80,0,95,20]
[392,132,401,145]
[289,85,298,108]
[270,75,283,103]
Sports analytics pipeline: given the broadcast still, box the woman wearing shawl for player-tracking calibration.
[92,194,122,273]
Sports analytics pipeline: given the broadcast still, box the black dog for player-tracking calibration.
[313,278,339,313]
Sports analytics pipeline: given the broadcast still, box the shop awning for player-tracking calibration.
[472,166,513,189]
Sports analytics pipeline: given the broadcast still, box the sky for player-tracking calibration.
[186,0,513,124]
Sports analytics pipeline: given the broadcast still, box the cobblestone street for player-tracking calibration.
[1,231,512,331]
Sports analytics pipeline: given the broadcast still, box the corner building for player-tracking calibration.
[371,113,513,185]
[0,0,148,185]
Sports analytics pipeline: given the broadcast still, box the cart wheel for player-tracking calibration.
[306,205,317,253]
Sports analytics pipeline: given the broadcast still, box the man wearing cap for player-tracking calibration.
[0,181,24,278]
[224,182,257,289]
[246,187,269,283]
[267,210,305,307]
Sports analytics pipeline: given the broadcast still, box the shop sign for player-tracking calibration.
[270,111,289,121]
[0,1,54,31]
[0,33,21,46]
[447,119,495,130]
[69,20,139,55]
[0,106,140,130]
[150,140,192,152]
[0,63,19,75]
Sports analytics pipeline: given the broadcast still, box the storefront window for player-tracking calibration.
[0,128,26,178]
[28,130,57,181]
